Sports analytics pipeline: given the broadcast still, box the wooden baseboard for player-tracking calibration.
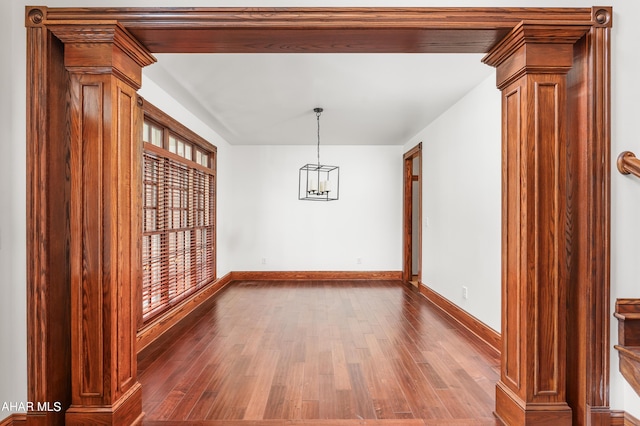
[418,283,501,355]
[136,272,233,352]
[611,410,640,426]
[0,414,26,426]
[230,270,403,281]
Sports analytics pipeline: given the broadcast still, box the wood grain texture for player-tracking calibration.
[142,421,494,426]
[25,18,72,426]
[137,273,234,353]
[138,280,501,424]
[49,21,154,425]
[610,410,640,426]
[615,299,640,346]
[403,143,421,284]
[614,299,640,399]
[24,6,613,426]
[612,410,640,426]
[47,22,156,88]
[565,11,613,424]
[484,22,585,426]
[42,7,594,54]
[0,414,27,426]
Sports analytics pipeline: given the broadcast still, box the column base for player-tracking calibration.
[495,381,572,426]
[65,382,143,426]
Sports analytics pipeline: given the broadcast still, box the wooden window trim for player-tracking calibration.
[141,99,217,326]
[143,99,217,172]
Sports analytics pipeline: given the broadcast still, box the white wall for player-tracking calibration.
[3,0,640,420]
[139,76,235,277]
[139,76,404,273]
[404,74,502,332]
[229,144,402,271]
[609,1,640,418]
[0,0,27,415]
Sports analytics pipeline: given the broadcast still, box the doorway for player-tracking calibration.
[25,6,611,425]
[403,143,422,286]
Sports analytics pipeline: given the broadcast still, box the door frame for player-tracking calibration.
[403,142,422,285]
[25,6,611,425]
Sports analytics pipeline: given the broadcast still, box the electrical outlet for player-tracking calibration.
[261,258,267,265]
[462,286,468,299]
[356,257,362,265]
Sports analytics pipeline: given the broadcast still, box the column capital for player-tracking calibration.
[483,22,590,89]
[48,22,156,89]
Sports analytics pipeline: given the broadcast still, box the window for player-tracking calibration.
[141,100,216,322]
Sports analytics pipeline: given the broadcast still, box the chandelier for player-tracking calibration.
[298,107,340,201]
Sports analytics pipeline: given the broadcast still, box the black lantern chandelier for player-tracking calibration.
[298,108,340,201]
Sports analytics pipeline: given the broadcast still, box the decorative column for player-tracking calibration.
[483,22,590,425]
[47,23,155,425]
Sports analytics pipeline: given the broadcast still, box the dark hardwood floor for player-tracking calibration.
[138,280,501,426]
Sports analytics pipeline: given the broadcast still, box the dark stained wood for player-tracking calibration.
[403,143,421,284]
[137,273,234,353]
[42,7,594,54]
[138,280,501,425]
[565,9,613,425]
[610,410,640,426]
[615,299,640,347]
[142,421,493,426]
[44,21,154,426]
[24,6,613,426]
[483,21,593,426]
[614,299,640,399]
[0,414,27,426]
[25,16,72,426]
[142,99,217,166]
[616,347,640,399]
[617,151,640,178]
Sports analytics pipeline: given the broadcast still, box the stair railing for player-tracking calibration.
[617,151,640,178]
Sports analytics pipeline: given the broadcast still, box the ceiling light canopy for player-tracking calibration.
[298,108,339,201]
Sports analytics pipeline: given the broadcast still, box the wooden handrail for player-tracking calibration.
[617,151,640,178]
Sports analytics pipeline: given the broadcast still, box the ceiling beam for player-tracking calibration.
[39,7,594,53]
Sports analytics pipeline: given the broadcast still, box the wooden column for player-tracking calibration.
[483,22,590,425]
[47,23,155,426]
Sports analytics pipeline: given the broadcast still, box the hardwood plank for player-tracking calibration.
[302,337,320,402]
[281,362,305,419]
[347,363,377,419]
[166,357,220,420]
[301,400,320,420]
[243,350,280,420]
[332,340,352,391]
[144,421,429,426]
[318,374,337,419]
[143,421,500,426]
[139,280,501,424]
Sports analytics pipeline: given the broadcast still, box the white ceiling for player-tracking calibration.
[142,53,494,146]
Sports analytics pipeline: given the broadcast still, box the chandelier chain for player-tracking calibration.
[316,109,321,167]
